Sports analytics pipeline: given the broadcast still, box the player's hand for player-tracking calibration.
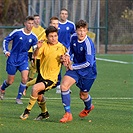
[5,52,10,57]
[61,55,73,70]
[37,40,44,49]
[66,62,73,70]
[60,55,71,65]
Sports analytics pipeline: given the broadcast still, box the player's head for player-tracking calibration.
[33,14,40,26]
[45,26,58,45]
[49,16,59,29]
[75,20,88,41]
[60,8,68,22]
[24,16,34,33]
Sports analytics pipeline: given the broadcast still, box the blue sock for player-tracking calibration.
[61,90,71,113]
[57,71,62,86]
[1,80,10,91]
[83,95,92,110]
[16,82,26,99]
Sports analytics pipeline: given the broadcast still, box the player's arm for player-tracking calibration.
[32,40,43,58]
[61,46,73,70]
[2,30,17,57]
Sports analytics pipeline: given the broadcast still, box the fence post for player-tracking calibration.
[105,0,108,54]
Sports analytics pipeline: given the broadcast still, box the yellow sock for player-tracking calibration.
[27,95,37,110]
[29,63,36,79]
[26,78,37,87]
[38,100,47,113]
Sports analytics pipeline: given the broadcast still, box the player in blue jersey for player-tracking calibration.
[0,16,41,104]
[59,20,97,123]
[56,8,76,93]
[58,8,75,49]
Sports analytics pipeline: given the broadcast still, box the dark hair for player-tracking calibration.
[24,16,34,22]
[33,14,39,17]
[76,20,88,29]
[60,8,68,13]
[50,16,59,23]
[45,26,58,37]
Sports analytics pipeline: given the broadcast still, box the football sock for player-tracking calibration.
[26,78,37,87]
[27,95,37,110]
[29,64,36,79]
[83,95,92,110]
[61,90,71,113]
[56,69,62,86]
[16,82,26,99]
[1,80,10,91]
[37,99,47,113]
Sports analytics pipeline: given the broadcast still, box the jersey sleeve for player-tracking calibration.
[71,23,76,35]
[31,35,38,51]
[3,29,17,54]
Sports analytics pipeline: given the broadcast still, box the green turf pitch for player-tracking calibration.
[0,54,133,133]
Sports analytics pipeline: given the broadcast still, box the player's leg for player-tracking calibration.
[16,70,28,104]
[28,59,37,81]
[56,71,62,93]
[0,74,15,100]
[16,62,29,104]
[56,66,72,94]
[20,82,45,120]
[78,78,95,118]
[60,73,76,123]
[34,95,49,120]
[23,77,37,96]
[34,78,55,120]
[23,59,40,96]
[20,73,54,120]
[0,64,16,100]
[28,52,36,81]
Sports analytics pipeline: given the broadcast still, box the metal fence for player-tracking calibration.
[0,0,133,53]
[28,0,106,53]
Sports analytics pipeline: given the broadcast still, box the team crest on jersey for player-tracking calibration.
[19,37,23,40]
[73,43,76,46]
[80,47,83,51]
[29,39,32,43]
[66,27,69,30]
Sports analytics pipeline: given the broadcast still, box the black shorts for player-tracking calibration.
[36,73,54,94]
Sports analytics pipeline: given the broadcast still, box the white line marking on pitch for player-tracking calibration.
[2,97,133,100]
[96,58,131,64]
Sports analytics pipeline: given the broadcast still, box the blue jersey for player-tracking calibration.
[3,28,38,66]
[58,20,75,49]
[66,33,97,79]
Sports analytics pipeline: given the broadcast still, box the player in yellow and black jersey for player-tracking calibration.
[20,26,66,120]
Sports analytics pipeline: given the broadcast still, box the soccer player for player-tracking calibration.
[20,26,66,120]
[56,8,76,93]
[49,16,59,29]
[28,14,46,81]
[23,14,46,96]
[0,16,41,104]
[59,20,97,123]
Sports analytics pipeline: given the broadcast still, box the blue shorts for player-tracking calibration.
[65,70,95,92]
[6,62,29,75]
